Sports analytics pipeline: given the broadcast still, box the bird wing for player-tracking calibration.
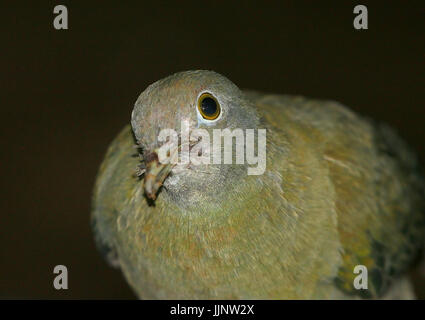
[324,120,425,298]
[246,90,425,298]
[91,125,140,268]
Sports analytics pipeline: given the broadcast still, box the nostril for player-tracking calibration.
[144,151,159,165]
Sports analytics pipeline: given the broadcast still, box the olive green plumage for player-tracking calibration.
[92,70,424,299]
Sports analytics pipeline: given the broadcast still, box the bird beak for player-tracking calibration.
[143,149,175,200]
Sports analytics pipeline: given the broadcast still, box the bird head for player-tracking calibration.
[131,70,260,208]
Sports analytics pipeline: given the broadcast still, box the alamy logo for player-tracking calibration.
[53,5,68,30]
[53,265,68,290]
[353,5,368,30]
[156,120,267,175]
[353,265,368,290]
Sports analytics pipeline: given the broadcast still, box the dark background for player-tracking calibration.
[0,1,423,298]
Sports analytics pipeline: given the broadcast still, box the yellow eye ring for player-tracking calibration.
[197,93,221,120]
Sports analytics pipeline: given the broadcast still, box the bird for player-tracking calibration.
[91,70,425,299]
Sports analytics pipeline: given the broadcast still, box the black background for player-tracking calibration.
[0,1,423,298]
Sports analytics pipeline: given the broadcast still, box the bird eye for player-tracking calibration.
[197,93,221,120]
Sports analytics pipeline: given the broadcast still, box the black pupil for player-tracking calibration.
[201,97,217,116]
